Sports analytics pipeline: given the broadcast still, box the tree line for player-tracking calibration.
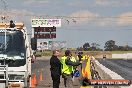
[77,40,132,51]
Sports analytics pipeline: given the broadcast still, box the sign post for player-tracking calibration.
[31,19,61,50]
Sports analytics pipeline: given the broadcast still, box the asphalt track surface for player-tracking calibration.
[98,59,132,80]
[31,57,81,88]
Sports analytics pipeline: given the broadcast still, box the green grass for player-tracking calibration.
[35,50,108,57]
[35,50,52,57]
[35,50,66,57]
[35,50,132,57]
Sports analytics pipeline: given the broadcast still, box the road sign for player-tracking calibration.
[37,41,49,50]
[34,27,56,32]
[34,33,56,39]
[31,19,61,27]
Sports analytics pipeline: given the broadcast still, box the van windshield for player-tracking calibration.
[0,30,26,67]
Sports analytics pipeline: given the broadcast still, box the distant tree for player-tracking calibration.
[77,47,80,51]
[114,45,118,50]
[124,45,132,51]
[118,46,124,51]
[114,44,132,51]
[104,40,117,51]
[77,47,83,51]
[122,45,132,51]
[91,43,100,51]
[83,42,90,51]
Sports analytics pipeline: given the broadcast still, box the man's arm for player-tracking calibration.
[78,55,83,61]
[65,58,81,66]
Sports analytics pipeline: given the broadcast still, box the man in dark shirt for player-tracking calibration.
[50,50,61,88]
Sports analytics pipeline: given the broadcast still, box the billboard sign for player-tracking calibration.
[37,41,67,50]
[49,41,67,50]
[31,19,61,27]
[37,41,49,50]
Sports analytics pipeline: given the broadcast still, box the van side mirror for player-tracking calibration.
[31,38,37,50]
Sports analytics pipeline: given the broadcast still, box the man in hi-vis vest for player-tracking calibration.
[60,50,82,88]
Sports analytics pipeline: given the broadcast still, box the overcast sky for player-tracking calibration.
[1,0,132,48]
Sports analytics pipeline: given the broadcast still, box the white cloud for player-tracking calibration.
[68,1,86,8]
[64,11,117,27]
[94,12,132,27]
[0,9,41,22]
[67,11,98,25]
[64,11,132,27]
[26,0,50,4]
[0,9,34,21]
[9,9,35,16]
[95,0,109,6]
[97,18,114,27]
[117,12,132,25]
[8,9,48,18]
[94,0,132,7]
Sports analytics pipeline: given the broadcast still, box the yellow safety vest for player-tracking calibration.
[77,55,89,61]
[82,55,90,61]
[60,56,76,74]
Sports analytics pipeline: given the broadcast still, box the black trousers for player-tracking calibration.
[51,73,60,88]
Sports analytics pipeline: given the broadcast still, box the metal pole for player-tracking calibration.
[4,24,6,65]
[4,24,6,51]
[50,31,52,51]
[50,27,53,50]
[6,65,8,88]
[32,28,34,38]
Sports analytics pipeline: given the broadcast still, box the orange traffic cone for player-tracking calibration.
[34,73,37,86]
[39,69,43,81]
[31,74,35,88]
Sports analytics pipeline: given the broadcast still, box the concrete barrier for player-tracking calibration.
[112,53,132,59]
[92,56,132,88]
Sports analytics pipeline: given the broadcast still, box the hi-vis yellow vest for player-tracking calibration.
[77,55,90,61]
[60,56,76,74]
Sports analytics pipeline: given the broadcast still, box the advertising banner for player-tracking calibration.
[31,19,61,27]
